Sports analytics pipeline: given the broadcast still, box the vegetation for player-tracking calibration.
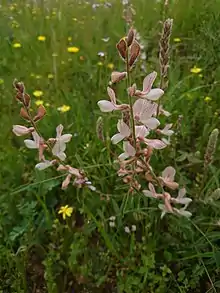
[0,0,220,292]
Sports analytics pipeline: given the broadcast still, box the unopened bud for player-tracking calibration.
[111,71,127,83]
[116,38,127,60]
[33,105,46,122]
[20,107,30,121]
[12,125,34,136]
[13,80,25,93]
[128,83,136,96]
[204,128,219,168]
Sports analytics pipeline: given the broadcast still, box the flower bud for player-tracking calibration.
[116,38,127,60]
[127,27,135,47]
[12,125,34,136]
[129,40,140,67]
[33,105,46,122]
[20,107,30,121]
[111,71,127,83]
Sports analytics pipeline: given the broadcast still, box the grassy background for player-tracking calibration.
[0,0,220,292]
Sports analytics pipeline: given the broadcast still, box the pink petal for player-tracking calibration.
[142,117,160,129]
[56,124,64,138]
[177,188,186,199]
[143,190,154,198]
[32,131,41,146]
[164,181,179,190]
[118,152,129,160]
[107,87,116,104]
[117,120,130,137]
[133,98,145,117]
[142,71,157,93]
[56,151,66,161]
[111,71,127,83]
[12,125,31,136]
[124,141,136,157]
[149,182,156,194]
[24,139,38,149]
[97,100,116,112]
[176,197,192,205]
[140,101,157,119]
[61,174,72,190]
[111,133,125,144]
[145,139,167,149]
[145,88,164,101]
[35,161,53,170]
[162,166,176,181]
[60,134,72,143]
[135,125,149,138]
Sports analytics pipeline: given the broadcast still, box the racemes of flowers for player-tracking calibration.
[97,27,192,218]
[12,80,95,191]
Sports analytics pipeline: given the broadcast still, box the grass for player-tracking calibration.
[0,0,220,292]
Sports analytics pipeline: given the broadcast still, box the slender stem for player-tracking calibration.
[125,47,136,148]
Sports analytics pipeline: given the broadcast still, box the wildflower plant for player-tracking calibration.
[97,25,192,218]
[12,80,95,191]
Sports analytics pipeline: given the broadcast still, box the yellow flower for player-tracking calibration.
[13,43,21,48]
[174,38,181,43]
[67,46,80,53]
[190,66,202,74]
[0,79,4,85]
[107,63,114,70]
[204,96,212,103]
[48,73,54,79]
[97,61,103,66]
[57,105,71,113]
[68,37,72,41]
[35,100,44,106]
[33,90,43,98]
[58,205,73,220]
[37,35,46,42]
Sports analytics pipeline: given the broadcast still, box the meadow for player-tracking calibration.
[0,0,220,292]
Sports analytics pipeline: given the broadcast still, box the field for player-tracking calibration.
[0,0,220,292]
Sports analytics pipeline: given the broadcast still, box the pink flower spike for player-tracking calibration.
[12,125,34,136]
[159,166,179,190]
[118,141,136,160]
[144,138,167,149]
[24,131,41,149]
[111,120,131,144]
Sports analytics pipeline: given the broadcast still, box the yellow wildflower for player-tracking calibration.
[48,73,54,79]
[35,75,42,79]
[107,63,114,70]
[174,38,181,43]
[13,43,21,48]
[37,35,46,42]
[58,205,73,220]
[68,37,72,41]
[57,105,71,113]
[204,96,212,103]
[67,46,80,53]
[97,61,103,66]
[35,100,44,106]
[190,66,202,74]
[33,90,43,98]
[0,79,4,85]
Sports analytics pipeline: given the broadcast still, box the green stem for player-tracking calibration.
[125,47,136,148]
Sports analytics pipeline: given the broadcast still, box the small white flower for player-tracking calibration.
[124,226,130,233]
[98,51,105,57]
[131,225,136,232]
[109,216,116,221]
[52,124,72,161]
[109,221,115,227]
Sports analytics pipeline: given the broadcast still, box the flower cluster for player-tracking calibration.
[12,80,95,191]
[97,27,192,218]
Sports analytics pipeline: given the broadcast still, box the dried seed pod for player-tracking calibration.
[116,38,127,60]
[33,105,46,122]
[23,93,31,108]
[129,40,140,67]
[20,107,30,121]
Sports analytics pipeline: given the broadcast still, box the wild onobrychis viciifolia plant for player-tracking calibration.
[97,23,192,218]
